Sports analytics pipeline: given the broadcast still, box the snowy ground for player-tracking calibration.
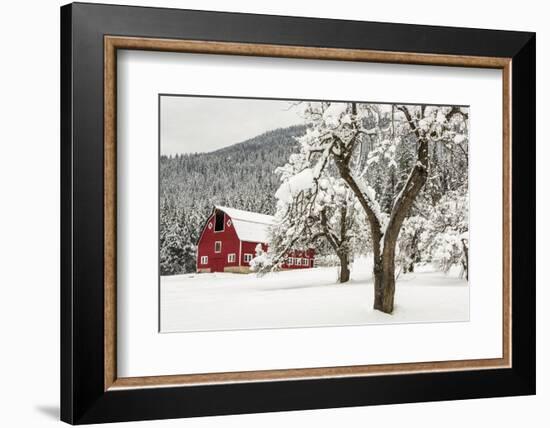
[160,258,469,333]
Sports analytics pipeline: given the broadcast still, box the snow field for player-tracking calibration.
[160,257,469,332]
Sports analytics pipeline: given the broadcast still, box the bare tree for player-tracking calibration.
[261,150,366,283]
[292,102,467,313]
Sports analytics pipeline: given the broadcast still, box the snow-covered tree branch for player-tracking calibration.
[266,101,468,313]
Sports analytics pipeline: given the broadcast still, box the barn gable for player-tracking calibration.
[215,206,274,243]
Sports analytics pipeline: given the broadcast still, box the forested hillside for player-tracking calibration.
[160,125,306,275]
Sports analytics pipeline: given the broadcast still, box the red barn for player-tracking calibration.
[196,206,315,273]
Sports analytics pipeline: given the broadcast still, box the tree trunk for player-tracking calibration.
[373,260,384,310]
[373,156,429,312]
[379,267,396,313]
[461,238,469,281]
[334,105,429,314]
[338,251,350,283]
[374,106,430,313]
[319,208,351,284]
[373,236,398,313]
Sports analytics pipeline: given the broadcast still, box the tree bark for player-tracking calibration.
[374,157,428,312]
[335,165,388,308]
[406,232,418,273]
[335,165,385,300]
[319,208,351,283]
[461,238,469,281]
[338,251,351,283]
[375,256,396,312]
[336,156,416,313]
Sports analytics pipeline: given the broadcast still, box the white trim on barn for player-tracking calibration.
[238,240,242,267]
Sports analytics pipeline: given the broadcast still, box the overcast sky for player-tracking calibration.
[160,96,304,155]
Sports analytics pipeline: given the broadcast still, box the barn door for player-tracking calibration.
[211,256,224,273]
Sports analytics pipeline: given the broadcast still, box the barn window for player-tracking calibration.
[200,256,208,265]
[288,258,293,265]
[214,210,224,232]
[215,241,222,253]
[244,253,253,263]
[228,253,236,263]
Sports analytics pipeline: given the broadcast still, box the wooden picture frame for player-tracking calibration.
[61,2,535,424]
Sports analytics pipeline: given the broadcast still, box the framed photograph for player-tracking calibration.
[61,2,535,424]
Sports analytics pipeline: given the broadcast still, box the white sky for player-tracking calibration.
[160,96,304,155]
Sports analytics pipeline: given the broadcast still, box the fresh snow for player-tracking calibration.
[453,134,467,144]
[216,206,274,225]
[322,103,348,128]
[231,219,271,244]
[216,206,274,243]
[160,257,469,333]
[274,168,315,204]
[349,170,384,224]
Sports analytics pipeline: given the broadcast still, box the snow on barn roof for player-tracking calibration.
[215,206,274,244]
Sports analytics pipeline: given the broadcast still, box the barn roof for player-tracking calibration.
[215,206,274,244]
